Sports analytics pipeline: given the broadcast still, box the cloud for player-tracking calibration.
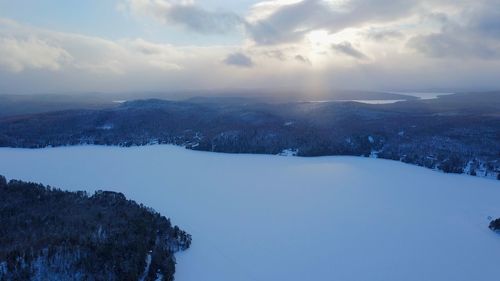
[331,42,369,60]
[122,0,421,45]
[0,19,251,93]
[0,37,72,72]
[0,19,187,74]
[3,0,500,94]
[246,0,331,45]
[407,33,500,59]
[126,39,184,70]
[294,54,311,65]
[123,0,244,34]
[261,49,286,61]
[365,30,404,41]
[246,0,420,45]
[223,53,254,67]
[407,1,500,59]
[119,0,500,62]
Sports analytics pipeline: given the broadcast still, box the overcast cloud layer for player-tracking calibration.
[0,0,500,94]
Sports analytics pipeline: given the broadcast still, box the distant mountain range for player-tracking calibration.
[0,90,417,117]
[0,91,499,179]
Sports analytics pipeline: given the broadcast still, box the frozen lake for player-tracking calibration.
[0,145,499,281]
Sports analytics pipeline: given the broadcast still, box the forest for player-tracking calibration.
[0,175,191,281]
[0,92,499,179]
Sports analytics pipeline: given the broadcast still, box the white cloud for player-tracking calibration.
[0,20,187,74]
[0,37,72,72]
[246,0,304,22]
[2,0,500,94]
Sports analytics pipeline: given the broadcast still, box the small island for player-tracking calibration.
[0,175,191,281]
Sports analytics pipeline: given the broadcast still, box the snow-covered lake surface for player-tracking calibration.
[0,145,499,281]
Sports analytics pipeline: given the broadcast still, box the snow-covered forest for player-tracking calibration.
[0,175,191,281]
[1,93,499,179]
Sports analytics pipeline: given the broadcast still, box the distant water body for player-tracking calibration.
[308,92,455,104]
[346,99,405,104]
[392,92,455,100]
[307,99,405,104]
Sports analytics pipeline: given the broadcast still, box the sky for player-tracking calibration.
[0,0,499,95]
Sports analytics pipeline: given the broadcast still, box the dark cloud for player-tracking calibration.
[407,1,500,59]
[166,5,244,34]
[331,42,369,60]
[294,55,311,65]
[407,33,499,59]
[247,0,419,45]
[128,0,500,57]
[246,0,332,45]
[130,1,244,34]
[466,2,500,39]
[366,30,404,41]
[223,52,254,67]
[130,0,419,44]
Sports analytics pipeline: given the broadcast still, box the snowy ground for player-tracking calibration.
[0,145,499,281]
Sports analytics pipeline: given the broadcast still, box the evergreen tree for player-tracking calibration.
[0,175,6,187]
[490,218,500,232]
[0,175,191,281]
